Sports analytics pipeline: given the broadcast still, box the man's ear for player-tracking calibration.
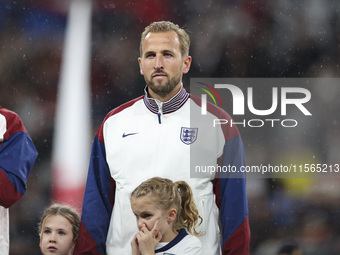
[167,208,177,223]
[138,57,144,75]
[182,56,192,74]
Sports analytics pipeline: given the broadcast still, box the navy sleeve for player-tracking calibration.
[215,135,250,255]
[75,136,115,254]
[0,108,38,208]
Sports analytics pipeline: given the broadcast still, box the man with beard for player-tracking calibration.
[75,21,250,255]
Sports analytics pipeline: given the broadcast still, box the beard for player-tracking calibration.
[145,70,181,97]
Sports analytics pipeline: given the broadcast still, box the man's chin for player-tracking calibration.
[148,82,168,91]
[149,88,169,97]
[152,77,168,85]
[147,78,180,97]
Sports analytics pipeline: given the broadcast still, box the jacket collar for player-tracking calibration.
[143,85,189,114]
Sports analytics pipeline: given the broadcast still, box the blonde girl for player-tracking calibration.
[38,203,80,255]
[130,177,203,255]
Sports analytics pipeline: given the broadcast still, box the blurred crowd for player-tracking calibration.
[0,0,340,254]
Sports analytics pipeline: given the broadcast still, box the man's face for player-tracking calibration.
[138,31,191,101]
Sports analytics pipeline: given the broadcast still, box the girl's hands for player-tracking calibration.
[131,220,162,255]
[131,234,141,255]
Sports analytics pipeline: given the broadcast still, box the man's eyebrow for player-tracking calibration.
[162,49,174,54]
[143,49,174,56]
[144,50,155,56]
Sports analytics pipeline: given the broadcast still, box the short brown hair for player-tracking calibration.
[140,21,190,57]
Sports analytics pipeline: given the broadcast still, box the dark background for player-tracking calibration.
[1,0,340,254]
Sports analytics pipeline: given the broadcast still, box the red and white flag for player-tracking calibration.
[52,0,92,212]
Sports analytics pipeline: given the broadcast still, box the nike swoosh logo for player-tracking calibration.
[122,132,139,138]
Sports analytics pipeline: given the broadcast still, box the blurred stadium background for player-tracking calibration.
[1,0,340,254]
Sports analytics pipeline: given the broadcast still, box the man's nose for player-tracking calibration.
[154,55,164,70]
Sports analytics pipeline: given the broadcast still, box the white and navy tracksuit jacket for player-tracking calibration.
[75,86,250,255]
[155,228,202,255]
[0,107,38,254]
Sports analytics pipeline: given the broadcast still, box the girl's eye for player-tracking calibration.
[43,230,51,234]
[58,231,66,235]
[142,214,152,219]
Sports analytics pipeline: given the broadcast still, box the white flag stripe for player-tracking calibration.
[52,0,92,189]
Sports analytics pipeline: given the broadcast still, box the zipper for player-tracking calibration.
[156,101,163,124]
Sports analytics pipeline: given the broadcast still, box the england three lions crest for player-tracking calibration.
[180,127,198,145]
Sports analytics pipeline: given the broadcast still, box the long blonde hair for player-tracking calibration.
[131,177,202,237]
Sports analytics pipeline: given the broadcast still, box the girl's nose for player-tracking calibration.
[137,219,146,229]
[49,233,56,243]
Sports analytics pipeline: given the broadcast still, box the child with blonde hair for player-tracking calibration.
[130,177,203,255]
[38,203,80,255]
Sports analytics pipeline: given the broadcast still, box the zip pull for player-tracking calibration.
[158,112,161,124]
[157,101,163,124]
